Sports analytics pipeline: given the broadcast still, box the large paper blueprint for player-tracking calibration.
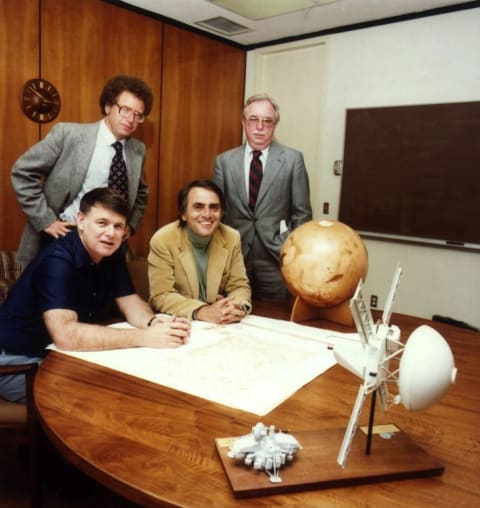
[50,315,357,415]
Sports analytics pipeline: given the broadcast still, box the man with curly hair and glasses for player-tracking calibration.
[11,75,153,268]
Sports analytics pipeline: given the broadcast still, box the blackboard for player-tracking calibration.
[338,101,480,248]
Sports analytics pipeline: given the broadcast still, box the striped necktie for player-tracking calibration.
[248,150,263,211]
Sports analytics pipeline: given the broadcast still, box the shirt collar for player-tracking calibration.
[100,118,123,147]
[185,225,211,249]
[246,142,269,159]
[69,228,96,268]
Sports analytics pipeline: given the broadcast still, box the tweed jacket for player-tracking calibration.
[148,221,251,318]
[212,141,312,261]
[11,121,148,267]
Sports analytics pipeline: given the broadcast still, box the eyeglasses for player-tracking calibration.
[245,115,275,128]
[114,103,146,123]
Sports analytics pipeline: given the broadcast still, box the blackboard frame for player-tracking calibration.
[338,101,480,250]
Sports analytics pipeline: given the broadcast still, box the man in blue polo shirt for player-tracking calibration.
[0,187,190,403]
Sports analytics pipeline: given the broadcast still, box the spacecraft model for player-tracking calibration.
[226,265,457,482]
[227,422,302,483]
[334,264,458,467]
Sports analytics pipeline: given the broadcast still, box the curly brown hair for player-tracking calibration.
[99,75,153,116]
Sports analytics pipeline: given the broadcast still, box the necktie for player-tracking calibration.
[248,150,263,211]
[108,141,129,202]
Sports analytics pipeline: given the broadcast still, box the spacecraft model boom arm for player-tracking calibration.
[382,263,403,325]
[337,383,368,468]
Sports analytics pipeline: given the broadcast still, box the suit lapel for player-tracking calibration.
[68,123,100,202]
[256,142,283,209]
[206,230,228,302]
[125,138,143,208]
[177,228,200,299]
[231,146,249,207]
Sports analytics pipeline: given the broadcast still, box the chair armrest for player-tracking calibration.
[0,363,38,377]
[0,363,38,424]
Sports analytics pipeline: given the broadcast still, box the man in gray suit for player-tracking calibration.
[11,75,153,268]
[213,94,312,301]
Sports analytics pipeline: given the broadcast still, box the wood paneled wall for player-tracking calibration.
[159,25,246,226]
[0,0,40,250]
[0,0,245,256]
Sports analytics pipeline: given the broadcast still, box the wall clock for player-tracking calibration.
[21,78,61,123]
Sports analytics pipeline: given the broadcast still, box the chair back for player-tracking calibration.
[0,250,22,304]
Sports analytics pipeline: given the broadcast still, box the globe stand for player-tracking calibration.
[290,295,354,326]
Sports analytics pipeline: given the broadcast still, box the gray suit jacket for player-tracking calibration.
[11,121,148,267]
[213,141,312,261]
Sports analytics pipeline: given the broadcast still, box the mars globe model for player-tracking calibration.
[280,220,368,308]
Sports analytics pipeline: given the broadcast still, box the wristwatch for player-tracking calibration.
[239,303,251,314]
[192,306,206,320]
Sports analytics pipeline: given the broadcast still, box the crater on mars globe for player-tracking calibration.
[280,220,368,307]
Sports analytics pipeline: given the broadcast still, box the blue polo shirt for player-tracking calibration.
[0,229,134,357]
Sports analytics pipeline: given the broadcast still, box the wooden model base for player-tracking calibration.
[215,426,444,499]
[290,296,354,326]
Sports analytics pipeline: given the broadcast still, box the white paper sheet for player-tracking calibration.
[49,315,358,416]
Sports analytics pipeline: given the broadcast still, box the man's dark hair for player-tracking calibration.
[79,188,129,219]
[177,180,225,227]
[99,75,153,116]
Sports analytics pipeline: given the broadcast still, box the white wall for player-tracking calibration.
[245,40,328,196]
[246,8,480,328]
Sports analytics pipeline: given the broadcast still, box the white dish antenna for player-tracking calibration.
[399,325,457,411]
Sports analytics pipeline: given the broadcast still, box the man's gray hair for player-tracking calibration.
[243,93,280,123]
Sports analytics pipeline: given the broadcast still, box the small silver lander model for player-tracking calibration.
[227,422,302,483]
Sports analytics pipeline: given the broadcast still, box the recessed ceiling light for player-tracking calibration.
[209,0,337,21]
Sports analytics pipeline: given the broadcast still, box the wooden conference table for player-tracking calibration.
[34,302,480,507]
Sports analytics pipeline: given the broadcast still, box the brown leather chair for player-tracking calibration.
[126,248,149,302]
[0,250,22,305]
[0,362,41,507]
